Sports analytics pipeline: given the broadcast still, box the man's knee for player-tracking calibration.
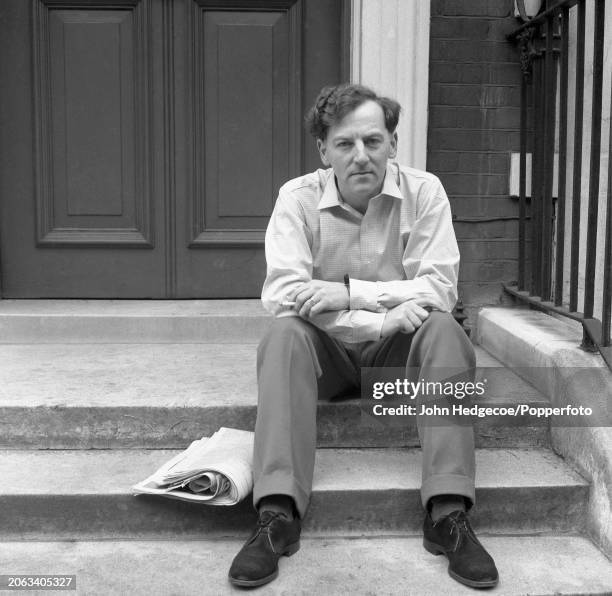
[415,311,475,366]
[419,311,468,342]
[258,317,315,357]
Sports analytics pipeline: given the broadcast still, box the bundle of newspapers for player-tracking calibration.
[132,427,254,505]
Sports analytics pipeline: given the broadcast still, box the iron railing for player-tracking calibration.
[508,0,612,370]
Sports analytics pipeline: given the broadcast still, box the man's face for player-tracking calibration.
[317,100,397,210]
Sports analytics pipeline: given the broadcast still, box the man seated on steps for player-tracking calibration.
[228,83,499,590]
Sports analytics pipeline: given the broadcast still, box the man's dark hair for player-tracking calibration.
[305,83,401,141]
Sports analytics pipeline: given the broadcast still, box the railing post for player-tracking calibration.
[569,0,585,313]
[516,27,536,292]
[554,6,569,307]
[603,64,612,348]
[532,43,544,297]
[580,0,605,352]
[583,0,605,320]
[541,11,557,302]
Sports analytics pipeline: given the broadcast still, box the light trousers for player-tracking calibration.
[252,311,476,518]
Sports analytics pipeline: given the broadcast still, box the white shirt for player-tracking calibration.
[261,161,459,344]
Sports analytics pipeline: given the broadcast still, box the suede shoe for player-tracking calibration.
[423,510,498,588]
[228,511,301,587]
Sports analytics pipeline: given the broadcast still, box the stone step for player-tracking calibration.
[1,536,610,595]
[0,299,271,343]
[0,344,549,449]
[0,448,587,539]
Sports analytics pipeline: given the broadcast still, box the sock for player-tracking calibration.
[258,495,295,520]
[430,494,466,522]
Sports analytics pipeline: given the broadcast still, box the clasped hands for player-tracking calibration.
[287,280,430,337]
[288,280,349,318]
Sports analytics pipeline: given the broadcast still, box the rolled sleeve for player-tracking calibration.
[348,278,380,311]
[309,310,386,343]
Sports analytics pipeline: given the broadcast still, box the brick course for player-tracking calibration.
[428,151,509,174]
[430,40,517,63]
[450,196,517,217]
[454,220,518,240]
[432,0,512,18]
[441,173,509,196]
[428,106,520,129]
[429,62,521,85]
[427,0,523,316]
[458,239,525,261]
[429,129,521,152]
[430,17,516,40]
[429,84,521,108]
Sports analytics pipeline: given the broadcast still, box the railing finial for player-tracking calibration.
[516,28,537,79]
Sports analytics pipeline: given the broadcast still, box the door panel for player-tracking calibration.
[175,0,346,296]
[39,3,152,246]
[0,0,165,297]
[196,2,299,240]
[0,0,347,298]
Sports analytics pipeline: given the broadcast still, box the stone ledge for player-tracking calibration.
[0,299,271,344]
[476,306,612,558]
[0,448,587,538]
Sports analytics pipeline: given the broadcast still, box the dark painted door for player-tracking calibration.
[0,0,347,298]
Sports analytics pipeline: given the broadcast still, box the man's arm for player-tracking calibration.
[262,192,386,343]
[347,178,459,313]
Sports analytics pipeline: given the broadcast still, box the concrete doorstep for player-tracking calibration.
[0,299,271,343]
[0,343,550,449]
[0,536,611,595]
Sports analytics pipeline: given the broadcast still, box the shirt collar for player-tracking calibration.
[317,162,403,210]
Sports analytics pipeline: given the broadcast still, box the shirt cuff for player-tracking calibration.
[350,310,386,342]
[349,278,380,312]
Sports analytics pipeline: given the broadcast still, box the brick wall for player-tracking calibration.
[427,0,523,323]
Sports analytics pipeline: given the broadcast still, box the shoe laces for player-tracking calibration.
[442,512,478,552]
[247,511,284,542]
[247,511,286,553]
[257,511,284,530]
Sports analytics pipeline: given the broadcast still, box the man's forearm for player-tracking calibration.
[348,277,457,313]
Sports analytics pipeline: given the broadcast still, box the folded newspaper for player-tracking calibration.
[132,427,254,505]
